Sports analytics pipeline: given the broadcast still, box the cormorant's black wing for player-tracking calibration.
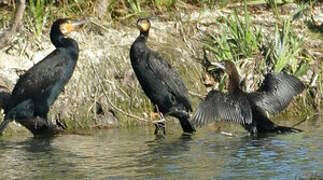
[248,72,305,115]
[10,49,71,106]
[147,51,192,111]
[192,90,252,127]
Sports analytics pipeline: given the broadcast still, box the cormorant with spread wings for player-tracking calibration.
[192,54,304,135]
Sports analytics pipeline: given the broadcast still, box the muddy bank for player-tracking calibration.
[0,3,322,135]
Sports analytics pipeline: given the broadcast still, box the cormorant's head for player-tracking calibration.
[137,18,151,33]
[209,60,241,92]
[202,49,224,84]
[53,18,86,35]
[50,18,86,49]
[209,60,236,75]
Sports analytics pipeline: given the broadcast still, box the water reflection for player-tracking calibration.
[225,133,322,179]
[0,116,322,179]
[135,135,194,178]
[0,136,88,179]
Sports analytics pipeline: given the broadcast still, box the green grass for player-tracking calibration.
[203,0,312,75]
[265,0,282,22]
[28,0,53,39]
[0,5,14,27]
[2,0,319,38]
[271,20,302,73]
[264,19,312,77]
[203,0,262,62]
[200,0,313,102]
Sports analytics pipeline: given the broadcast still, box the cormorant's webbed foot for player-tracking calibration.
[153,119,166,136]
[0,118,10,135]
[167,109,196,135]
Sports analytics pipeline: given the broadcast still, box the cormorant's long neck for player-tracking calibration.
[50,26,79,60]
[50,25,65,48]
[228,66,241,93]
[136,31,149,43]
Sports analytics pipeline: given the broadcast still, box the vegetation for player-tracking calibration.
[28,0,53,38]
[203,1,262,62]
[202,0,315,87]
[270,20,307,75]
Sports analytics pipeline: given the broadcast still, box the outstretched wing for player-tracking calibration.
[248,72,305,115]
[147,51,192,111]
[10,49,71,107]
[192,90,252,127]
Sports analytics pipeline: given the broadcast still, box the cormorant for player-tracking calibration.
[0,18,85,135]
[130,18,195,135]
[192,57,304,135]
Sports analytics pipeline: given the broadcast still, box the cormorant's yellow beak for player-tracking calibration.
[137,18,151,32]
[60,19,87,35]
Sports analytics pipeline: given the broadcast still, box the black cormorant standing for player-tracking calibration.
[0,18,85,135]
[130,18,195,134]
[192,57,304,135]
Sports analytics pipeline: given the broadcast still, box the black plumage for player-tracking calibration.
[192,57,304,135]
[130,18,195,134]
[0,18,85,135]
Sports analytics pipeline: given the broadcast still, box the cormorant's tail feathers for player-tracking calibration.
[244,123,302,135]
[275,125,302,134]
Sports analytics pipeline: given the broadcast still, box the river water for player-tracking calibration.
[0,116,322,179]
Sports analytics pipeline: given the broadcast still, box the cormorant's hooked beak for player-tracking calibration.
[208,61,226,72]
[70,19,87,27]
[202,49,226,72]
[60,19,87,35]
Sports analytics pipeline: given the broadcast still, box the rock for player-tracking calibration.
[0,52,32,84]
[121,69,137,88]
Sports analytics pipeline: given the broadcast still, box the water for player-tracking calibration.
[0,116,322,179]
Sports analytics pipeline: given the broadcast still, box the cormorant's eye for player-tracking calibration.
[59,23,72,35]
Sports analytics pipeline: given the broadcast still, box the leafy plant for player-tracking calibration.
[203,0,262,62]
[265,0,282,22]
[127,0,142,14]
[150,0,176,11]
[108,0,120,11]
[292,0,318,27]
[267,20,304,74]
[29,0,53,39]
